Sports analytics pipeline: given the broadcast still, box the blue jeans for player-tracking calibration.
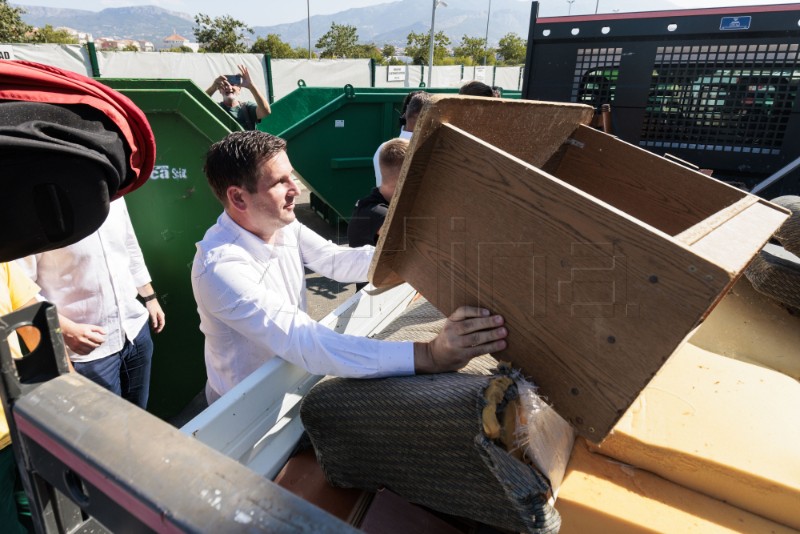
[73,322,153,409]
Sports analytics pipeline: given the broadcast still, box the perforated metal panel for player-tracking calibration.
[641,44,799,156]
[571,48,622,107]
[523,2,800,192]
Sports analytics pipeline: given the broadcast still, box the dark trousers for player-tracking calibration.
[73,322,153,409]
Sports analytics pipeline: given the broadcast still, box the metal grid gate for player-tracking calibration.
[522,2,800,193]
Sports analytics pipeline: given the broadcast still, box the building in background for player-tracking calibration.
[162,31,198,52]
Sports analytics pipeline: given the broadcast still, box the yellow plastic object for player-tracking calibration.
[591,342,800,529]
[558,439,798,533]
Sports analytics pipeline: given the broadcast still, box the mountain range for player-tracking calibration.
[259,0,536,48]
[15,0,685,49]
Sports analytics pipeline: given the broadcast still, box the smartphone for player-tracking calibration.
[225,74,242,85]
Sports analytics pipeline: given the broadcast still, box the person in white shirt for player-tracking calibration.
[373,91,430,186]
[18,198,165,409]
[193,130,508,403]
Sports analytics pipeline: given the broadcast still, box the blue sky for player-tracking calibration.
[13,0,797,26]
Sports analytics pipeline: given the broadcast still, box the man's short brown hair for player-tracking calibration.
[379,138,409,178]
[204,130,287,204]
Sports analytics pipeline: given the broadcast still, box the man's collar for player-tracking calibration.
[219,211,294,259]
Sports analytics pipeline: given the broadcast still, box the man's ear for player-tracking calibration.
[226,186,247,212]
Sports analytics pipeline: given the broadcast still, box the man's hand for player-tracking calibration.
[238,64,253,89]
[219,78,234,93]
[206,75,229,97]
[237,63,271,120]
[60,317,106,356]
[146,299,166,333]
[414,306,507,374]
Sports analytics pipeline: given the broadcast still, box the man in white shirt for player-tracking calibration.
[193,130,508,403]
[18,198,165,409]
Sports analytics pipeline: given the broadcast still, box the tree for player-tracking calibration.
[193,13,252,53]
[1,4,78,44]
[164,45,194,53]
[453,35,494,65]
[250,34,295,57]
[32,24,78,44]
[0,0,33,42]
[353,43,381,61]
[405,31,450,65]
[293,47,315,59]
[122,43,139,52]
[497,32,526,65]
[382,44,396,59]
[315,22,358,58]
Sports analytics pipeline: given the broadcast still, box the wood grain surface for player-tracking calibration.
[371,97,788,441]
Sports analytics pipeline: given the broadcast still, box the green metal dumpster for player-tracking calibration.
[99,78,237,420]
[262,86,519,225]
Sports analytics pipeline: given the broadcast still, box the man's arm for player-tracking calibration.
[10,259,88,364]
[116,199,165,334]
[194,250,416,379]
[137,282,165,334]
[195,247,507,379]
[206,75,227,97]
[299,223,381,283]
[57,313,106,356]
[238,64,271,120]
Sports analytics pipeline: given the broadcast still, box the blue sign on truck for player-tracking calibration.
[720,16,752,31]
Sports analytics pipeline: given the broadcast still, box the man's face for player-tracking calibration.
[380,166,401,201]
[221,81,241,103]
[244,151,299,235]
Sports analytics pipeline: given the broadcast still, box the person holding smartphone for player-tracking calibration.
[206,64,271,130]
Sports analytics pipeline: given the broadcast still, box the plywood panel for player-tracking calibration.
[375,124,726,440]
[411,95,595,170]
[686,200,790,273]
[376,96,595,286]
[674,196,756,245]
[552,125,745,236]
[372,116,788,441]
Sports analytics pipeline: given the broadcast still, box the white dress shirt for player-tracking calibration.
[192,212,414,398]
[373,127,413,186]
[18,198,151,363]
